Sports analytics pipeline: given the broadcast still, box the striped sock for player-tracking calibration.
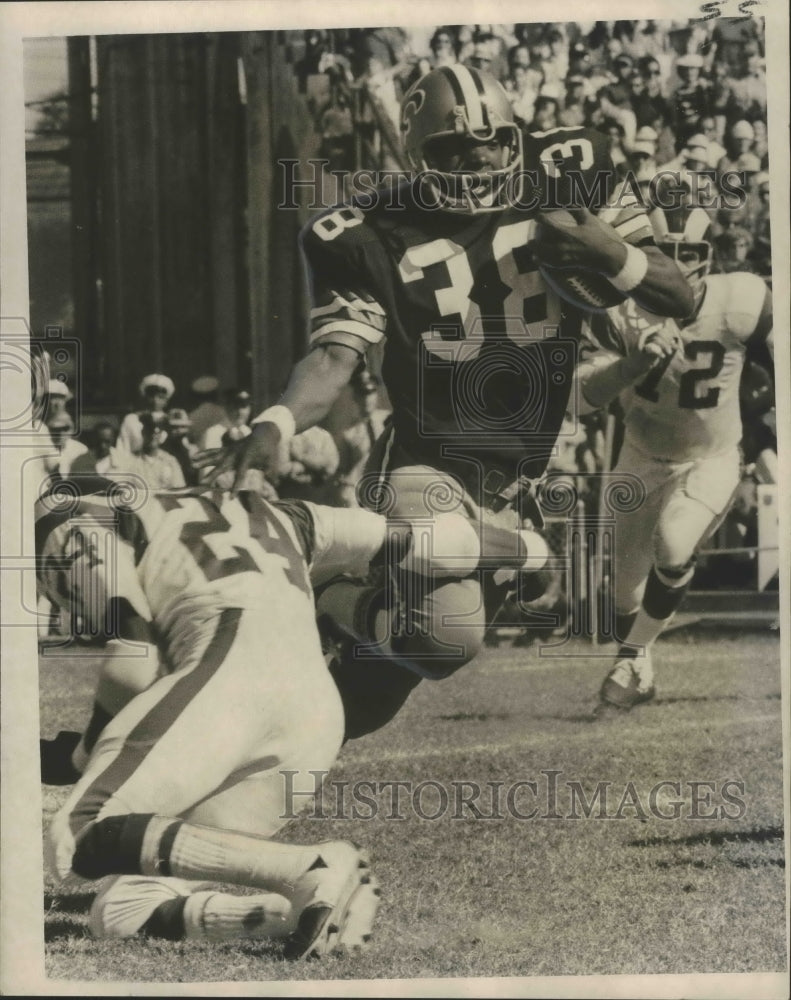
[183,890,292,941]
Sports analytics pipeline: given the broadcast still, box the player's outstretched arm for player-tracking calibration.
[200,343,362,492]
[534,208,694,319]
[576,326,681,413]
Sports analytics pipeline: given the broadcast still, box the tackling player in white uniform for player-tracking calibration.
[576,207,774,708]
[39,477,545,949]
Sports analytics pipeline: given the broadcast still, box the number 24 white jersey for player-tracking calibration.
[35,487,387,639]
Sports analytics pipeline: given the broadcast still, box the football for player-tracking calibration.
[538,209,628,313]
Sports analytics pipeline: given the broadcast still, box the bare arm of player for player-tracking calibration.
[200,342,362,492]
[534,208,694,319]
[576,328,681,413]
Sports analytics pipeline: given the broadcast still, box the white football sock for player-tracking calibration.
[143,819,320,896]
[183,889,292,940]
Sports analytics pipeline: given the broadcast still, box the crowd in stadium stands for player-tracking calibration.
[295,18,771,279]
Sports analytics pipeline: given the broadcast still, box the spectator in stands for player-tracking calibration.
[349,26,410,79]
[679,133,712,173]
[44,379,72,421]
[507,43,531,75]
[729,40,766,122]
[162,408,199,486]
[544,28,569,91]
[70,421,118,476]
[752,118,768,166]
[699,116,726,167]
[608,53,636,105]
[295,30,332,92]
[188,375,226,449]
[709,60,739,135]
[629,130,658,184]
[465,33,506,82]
[318,105,355,173]
[507,64,542,123]
[597,85,637,148]
[558,75,587,127]
[672,53,710,143]
[568,40,593,78]
[711,16,762,76]
[334,367,391,508]
[528,95,560,133]
[632,56,671,127]
[44,412,87,478]
[716,119,761,183]
[427,27,458,69]
[713,225,755,274]
[749,172,771,277]
[121,411,185,489]
[599,117,630,179]
[203,388,253,451]
[117,373,175,456]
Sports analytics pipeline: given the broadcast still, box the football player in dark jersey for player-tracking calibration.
[205,66,693,738]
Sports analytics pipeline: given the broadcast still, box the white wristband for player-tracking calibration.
[251,404,296,443]
[609,244,648,293]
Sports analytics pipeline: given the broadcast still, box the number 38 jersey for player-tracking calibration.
[588,272,769,462]
[35,486,387,642]
[301,127,654,493]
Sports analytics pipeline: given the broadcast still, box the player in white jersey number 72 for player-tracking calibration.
[576,206,774,709]
[38,478,547,952]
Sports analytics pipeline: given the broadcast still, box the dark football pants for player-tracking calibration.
[336,460,519,738]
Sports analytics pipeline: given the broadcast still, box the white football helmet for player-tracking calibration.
[651,206,713,296]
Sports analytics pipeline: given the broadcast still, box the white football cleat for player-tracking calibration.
[284,840,381,960]
[600,653,656,710]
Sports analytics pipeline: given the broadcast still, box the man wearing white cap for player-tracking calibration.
[672,53,710,143]
[117,374,175,456]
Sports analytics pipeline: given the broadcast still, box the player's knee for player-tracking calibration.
[392,619,485,678]
[654,531,696,573]
[653,513,697,576]
[392,578,486,678]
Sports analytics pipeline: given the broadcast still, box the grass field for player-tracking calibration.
[39,629,787,985]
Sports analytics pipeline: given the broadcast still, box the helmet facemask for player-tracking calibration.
[414,123,524,213]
